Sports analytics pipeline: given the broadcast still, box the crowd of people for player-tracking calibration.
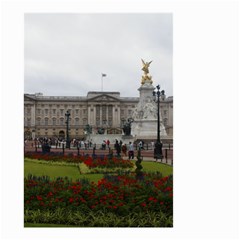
[25,137,165,160]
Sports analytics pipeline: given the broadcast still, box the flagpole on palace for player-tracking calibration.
[101,73,106,92]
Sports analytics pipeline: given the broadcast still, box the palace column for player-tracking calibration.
[106,105,109,126]
[100,105,102,126]
[88,104,95,126]
[93,105,96,126]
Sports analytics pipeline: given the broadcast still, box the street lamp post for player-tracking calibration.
[65,110,71,149]
[153,85,165,161]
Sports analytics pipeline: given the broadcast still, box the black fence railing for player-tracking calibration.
[24,142,173,165]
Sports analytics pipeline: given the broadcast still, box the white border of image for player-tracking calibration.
[1,0,239,240]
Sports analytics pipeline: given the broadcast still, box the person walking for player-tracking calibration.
[138,140,142,150]
[122,143,127,156]
[115,140,121,157]
[128,141,134,160]
[106,139,110,149]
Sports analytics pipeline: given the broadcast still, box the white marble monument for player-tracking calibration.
[131,59,167,140]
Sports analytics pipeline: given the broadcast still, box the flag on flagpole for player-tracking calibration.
[102,73,107,77]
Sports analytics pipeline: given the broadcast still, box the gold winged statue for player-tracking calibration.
[141,59,153,84]
[141,59,152,75]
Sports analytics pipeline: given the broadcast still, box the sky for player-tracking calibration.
[24,13,173,97]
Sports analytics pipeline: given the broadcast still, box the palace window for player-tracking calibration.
[83,118,87,125]
[108,105,113,116]
[52,118,56,125]
[45,109,48,115]
[44,118,49,125]
[36,118,41,125]
[96,118,100,126]
[27,118,31,126]
[75,118,79,125]
[102,105,106,120]
[60,118,64,125]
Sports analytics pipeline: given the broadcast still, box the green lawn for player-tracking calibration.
[141,161,173,176]
[24,161,81,181]
[24,159,172,182]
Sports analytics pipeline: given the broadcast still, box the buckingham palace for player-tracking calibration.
[24,91,173,141]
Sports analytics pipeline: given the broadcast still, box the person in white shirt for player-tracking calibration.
[128,142,134,160]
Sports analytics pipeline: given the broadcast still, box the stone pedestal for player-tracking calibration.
[131,119,167,140]
[131,80,167,140]
[122,135,134,140]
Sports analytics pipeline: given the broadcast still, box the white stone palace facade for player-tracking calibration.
[24,91,173,140]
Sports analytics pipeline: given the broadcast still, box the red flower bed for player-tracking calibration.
[24,173,173,216]
[25,152,85,163]
[83,156,134,169]
[25,152,134,169]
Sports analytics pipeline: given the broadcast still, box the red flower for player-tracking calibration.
[80,198,86,203]
[69,197,74,203]
[47,192,53,197]
[141,202,147,207]
[164,187,172,192]
[36,195,42,201]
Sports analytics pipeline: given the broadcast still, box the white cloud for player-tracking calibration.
[24,13,173,97]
